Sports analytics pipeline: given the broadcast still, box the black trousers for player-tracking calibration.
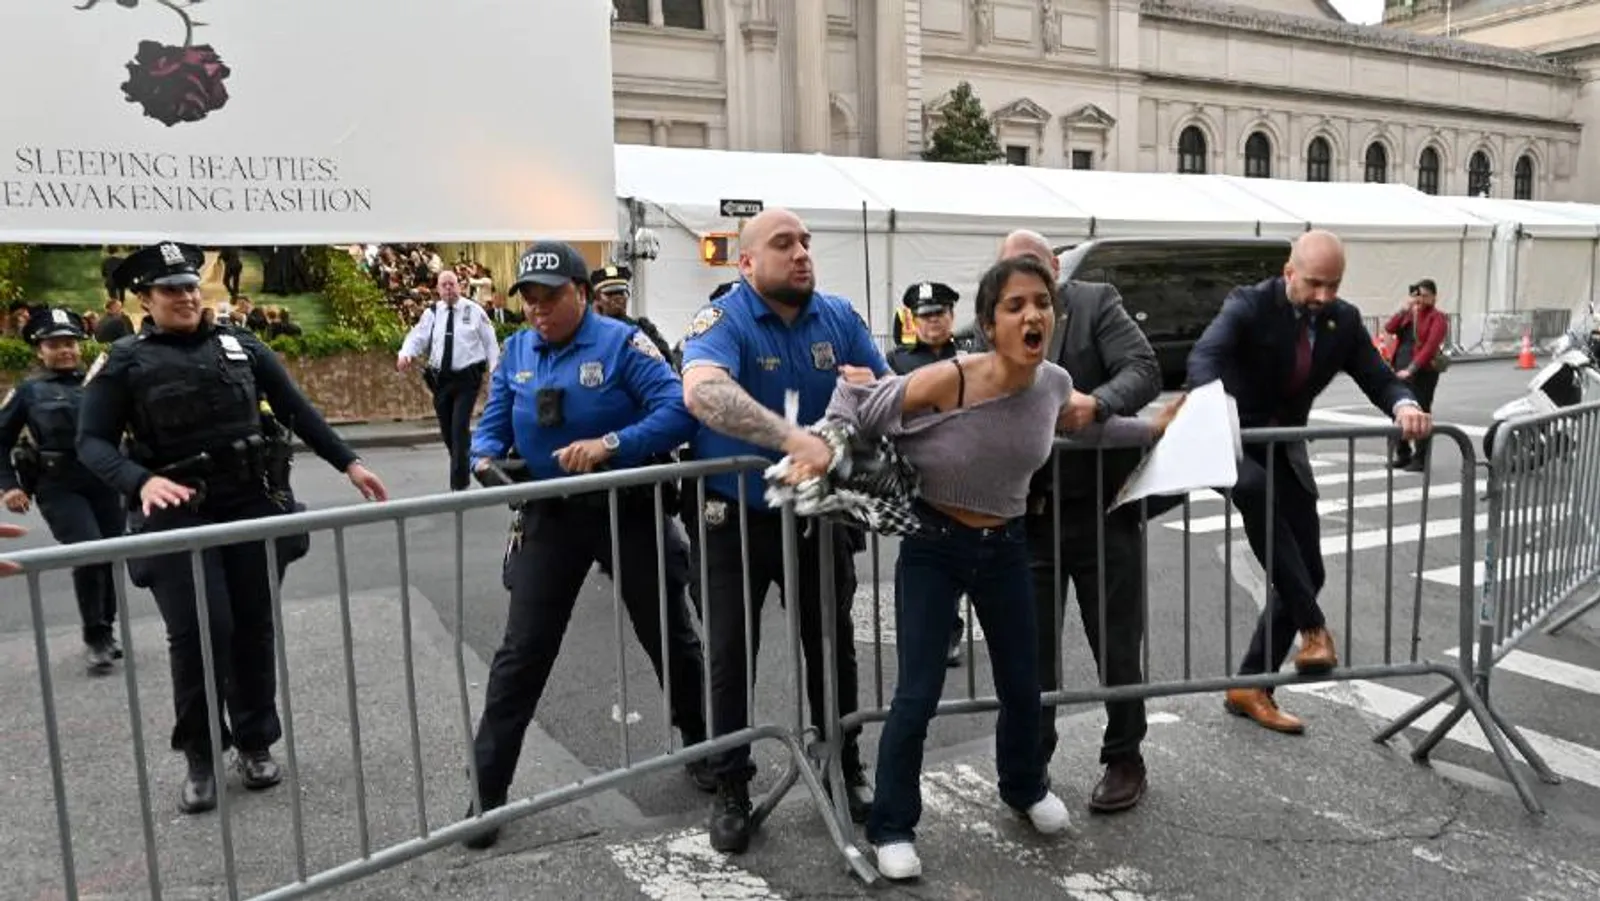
[431,368,482,491]
[1394,369,1440,463]
[1231,445,1326,677]
[472,495,706,804]
[127,492,308,757]
[687,496,862,784]
[1028,499,1147,767]
[36,477,126,645]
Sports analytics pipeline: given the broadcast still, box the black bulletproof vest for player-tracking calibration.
[25,372,86,452]
[124,330,261,468]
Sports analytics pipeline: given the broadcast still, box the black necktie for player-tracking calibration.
[440,304,456,374]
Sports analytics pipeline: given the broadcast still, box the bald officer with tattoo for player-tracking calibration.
[680,208,888,854]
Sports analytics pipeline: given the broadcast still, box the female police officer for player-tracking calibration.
[462,240,708,849]
[0,308,127,675]
[77,241,388,815]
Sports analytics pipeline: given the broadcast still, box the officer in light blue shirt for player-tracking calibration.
[460,240,711,851]
[678,207,888,854]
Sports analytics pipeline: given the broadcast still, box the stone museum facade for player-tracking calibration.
[609,0,1591,200]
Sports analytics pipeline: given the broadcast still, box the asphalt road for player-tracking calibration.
[5,358,1599,899]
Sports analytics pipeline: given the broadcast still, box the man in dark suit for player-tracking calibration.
[1187,229,1432,734]
[979,229,1164,812]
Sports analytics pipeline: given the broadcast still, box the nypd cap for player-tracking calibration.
[510,240,590,293]
[113,241,206,292]
[901,281,958,316]
[591,263,632,294]
[23,307,87,344]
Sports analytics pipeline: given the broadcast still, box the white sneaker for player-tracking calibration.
[1024,791,1070,835]
[874,841,922,880]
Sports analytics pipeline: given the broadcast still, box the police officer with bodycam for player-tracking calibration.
[0,308,127,674]
[77,241,389,815]
[462,241,710,850]
[680,207,886,854]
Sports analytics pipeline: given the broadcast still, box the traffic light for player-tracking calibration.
[700,233,737,267]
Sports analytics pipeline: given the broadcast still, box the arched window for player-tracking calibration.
[1363,142,1388,183]
[1178,126,1207,174]
[1244,131,1272,178]
[1467,151,1493,197]
[1514,154,1535,200]
[1305,137,1332,182]
[1417,147,1440,195]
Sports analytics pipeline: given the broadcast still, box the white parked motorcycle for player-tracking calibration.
[1482,312,1600,467]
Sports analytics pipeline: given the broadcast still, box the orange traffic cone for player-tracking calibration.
[1517,332,1536,370]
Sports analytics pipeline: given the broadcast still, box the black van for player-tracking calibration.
[1055,237,1291,389]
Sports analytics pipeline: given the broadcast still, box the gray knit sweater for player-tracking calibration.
[822,361,1153,519]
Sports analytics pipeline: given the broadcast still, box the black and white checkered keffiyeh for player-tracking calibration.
[763,417,925,537]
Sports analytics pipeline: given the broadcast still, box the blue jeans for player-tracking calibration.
[866,504,1048,846]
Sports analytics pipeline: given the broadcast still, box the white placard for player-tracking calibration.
[1111,381,1243,511]
[0,0,617,244]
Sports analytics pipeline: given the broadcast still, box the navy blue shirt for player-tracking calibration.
[680,280,888,506]
[470,308,697,480]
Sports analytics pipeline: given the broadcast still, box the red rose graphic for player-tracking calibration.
[120,40,231,127]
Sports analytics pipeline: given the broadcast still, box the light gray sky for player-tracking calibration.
[1330,0,1385,24]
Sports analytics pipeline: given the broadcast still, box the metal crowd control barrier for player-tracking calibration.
[2,457,873,901]
[812,421,1550,868]
[1380,400,1600,793]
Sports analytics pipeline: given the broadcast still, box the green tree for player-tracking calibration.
[922,81,1003,164]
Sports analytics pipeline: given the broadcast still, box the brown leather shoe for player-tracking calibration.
[1224,688,1305,734]
[1293,627,1338,674]
[1089,758,1147,813]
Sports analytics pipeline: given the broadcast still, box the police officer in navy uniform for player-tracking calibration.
[77,241,389,815]
[590,263,674,361]
[884,281,971,668]
[0,308,127,674]
[679,208,887,853]
[462,241,710,850]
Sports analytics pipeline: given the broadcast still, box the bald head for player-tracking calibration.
[738,207,815,307]
[1284,229,1345,310]
[999,229,1061,279]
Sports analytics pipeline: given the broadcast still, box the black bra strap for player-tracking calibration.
[953,356,966,409]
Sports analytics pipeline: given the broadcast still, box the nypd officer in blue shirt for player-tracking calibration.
[462,241,711,850]
[680,207,888,854]
[0,308,128,674]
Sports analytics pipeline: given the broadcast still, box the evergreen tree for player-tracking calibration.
[922,81,1003,164]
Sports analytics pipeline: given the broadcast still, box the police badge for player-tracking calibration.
[704,498,728,527]
[579,361,604,388]
[811,341,836,370]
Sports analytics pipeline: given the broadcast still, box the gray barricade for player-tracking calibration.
[2,457,872,900]
[1382,400,1600,794]
[810,422,1551,884]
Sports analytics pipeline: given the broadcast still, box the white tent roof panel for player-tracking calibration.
[1206,177,1494,240]
[1023,169,1305,239]
[1434,197,1600,239]
[825,155,1091,235]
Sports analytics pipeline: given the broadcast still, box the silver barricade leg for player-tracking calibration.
[870,530,884,710]
[773,505,877,883]
[333,527,372,857]
[452,510,484,817]
[1222,488,1235,669]
[1406,447,1436,664]
[1264,441,1275,676]
[654,485,673,756]
[1181,495,1192,680]
[27,570,80,901]
[609,489,633,767]
[111,564,164,900]
[738,480,756,737]
[1342,438,1356,665]
[1096,449,1109,698]
[190,548,240,900]
[816,518,851,830]
[696,478,714,753]
[263,537,309,879]
[392,521,429,840]
[1382,441,1397,664]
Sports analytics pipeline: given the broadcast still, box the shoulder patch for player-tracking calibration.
[687,305,724,338]
[82,352,108,385]
[629,330,665,362]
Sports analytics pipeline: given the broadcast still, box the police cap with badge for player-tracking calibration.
[902,281,958,316]
[590,263,632,296]
[22,307,87,344]
[509,240,590,295]
[112,241,206,293]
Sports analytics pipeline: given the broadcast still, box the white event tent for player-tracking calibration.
[611,144,1598,347]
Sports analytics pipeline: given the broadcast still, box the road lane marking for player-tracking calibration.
[1441,647,1600,699]
[608,827,787,900]
[1168,482,1484,534]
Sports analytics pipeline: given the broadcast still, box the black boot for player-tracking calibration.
[680,726,717,793]
[84,641,114,676]
[236,748,282,791]
[835,739,874,824]
[708,779,752,854]
[461,794,505,851]
[179,752,217,814]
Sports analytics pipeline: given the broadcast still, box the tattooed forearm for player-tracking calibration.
[687,374,796,451]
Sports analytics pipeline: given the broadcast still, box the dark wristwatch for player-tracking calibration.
[1092,396,1111,423]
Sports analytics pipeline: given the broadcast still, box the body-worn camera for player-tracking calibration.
[536,388,565,427]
